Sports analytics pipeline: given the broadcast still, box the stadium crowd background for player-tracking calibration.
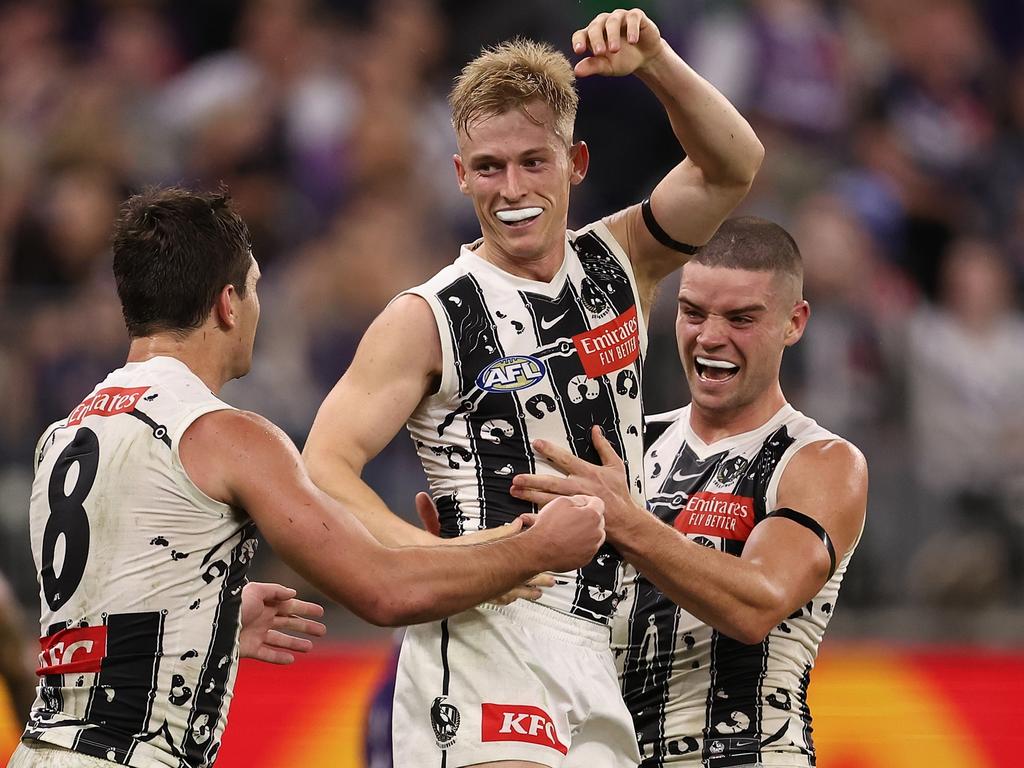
[0,0,1023,657]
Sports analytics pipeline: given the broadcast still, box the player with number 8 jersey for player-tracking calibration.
[14,186,609,768]
[27,358,251,768]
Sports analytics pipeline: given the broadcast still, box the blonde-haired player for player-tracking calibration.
[305,9,764,767]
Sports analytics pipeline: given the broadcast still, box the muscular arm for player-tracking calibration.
[181,409,599,626]
[513,430,867,644]
[302,294,444,547]
[580,10,764,310]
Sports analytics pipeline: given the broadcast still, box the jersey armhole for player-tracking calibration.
[577,220,649,354]
[170,403,239,514]
[394,288,457,403]
[765,439,819,513]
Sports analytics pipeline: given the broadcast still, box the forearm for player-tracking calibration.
[614,513,785,644]
[374,535,543,625]
[306,457,439,547]
[637,41,763,189]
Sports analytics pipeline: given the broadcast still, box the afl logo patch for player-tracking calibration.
[476,355,546,392]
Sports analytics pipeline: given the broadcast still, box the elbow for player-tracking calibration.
[722,583,788,646]
[354,593,406,628]
[363,585,434,628]
[725,617,775,646]
[734,139,765,191]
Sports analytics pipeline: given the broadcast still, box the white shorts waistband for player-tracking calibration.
[478,598,611,651]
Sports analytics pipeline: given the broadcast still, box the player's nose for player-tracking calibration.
[501,166,527,200]
[696,316,728,347]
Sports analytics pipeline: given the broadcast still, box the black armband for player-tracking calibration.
[766,507,837,578]
[640,197,700,255]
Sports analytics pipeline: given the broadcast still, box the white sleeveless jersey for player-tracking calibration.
[613,404,858,767]
[406,221,647,624]
[24,356,256,768]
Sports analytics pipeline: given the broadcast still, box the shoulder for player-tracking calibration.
[182,408,292,457]
[380,291,438,326]
[361,293,442,368]
[782,436,868,500]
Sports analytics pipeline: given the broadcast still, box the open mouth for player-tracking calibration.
[496,207,542,227]
[695,356,739,382]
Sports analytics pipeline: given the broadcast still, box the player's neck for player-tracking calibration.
[475,237,565,283]
[126,334,232,395]
[689,386,788,445]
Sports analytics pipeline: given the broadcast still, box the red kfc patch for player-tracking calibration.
[572,306,640,377]
[481,703,567,755]
[68,386,150,426]
[674,492,755,541]
[38,625,107,676]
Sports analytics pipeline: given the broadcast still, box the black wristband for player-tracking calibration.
[766,507,837,578]
[641,198,700,255]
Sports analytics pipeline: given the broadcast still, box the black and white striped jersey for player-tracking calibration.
[405,221,647,624]
[25,356,256,768]
[613,404,858,767]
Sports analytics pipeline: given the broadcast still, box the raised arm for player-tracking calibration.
[181,409,606,627]
[574,9,764,308]
[302,294,444,547]
[513,428,867,644]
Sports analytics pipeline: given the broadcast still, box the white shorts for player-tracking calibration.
[8,741,114,767]
[392,599,640,767]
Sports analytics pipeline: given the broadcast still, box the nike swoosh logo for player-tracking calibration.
[540,310,569,330]
[672,470,704,483]
[729,739,758,750]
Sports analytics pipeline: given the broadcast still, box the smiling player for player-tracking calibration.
[304,8,763,766]
[511,217,869,767]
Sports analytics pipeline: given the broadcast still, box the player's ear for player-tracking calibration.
[784,300,810,346]
[214,284,238,330]
[453,154,470,195]
[570,141,589,185]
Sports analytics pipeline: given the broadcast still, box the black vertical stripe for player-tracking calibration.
[73,611,164,764]
[41,620,66,715]
[621,577,679,767]
[436,275,533,530]
[180,524,255,766]
[798,663,815,763]
[440,619,451,695]
[519,280,627,622]
[571,231,637,318]
[439,619,450,768]
[703,632,767,767]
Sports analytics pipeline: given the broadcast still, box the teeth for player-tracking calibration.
[496,207,542,223]
[696,357,738,370]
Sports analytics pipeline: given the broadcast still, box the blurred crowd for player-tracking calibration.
[1,0,1023,646]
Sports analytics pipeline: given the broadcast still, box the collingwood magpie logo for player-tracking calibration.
[430,695,460,748]
[716,456,748,485]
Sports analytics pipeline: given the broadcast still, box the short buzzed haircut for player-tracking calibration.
[692,217,803,291]
[449,39,578,144]
[113,186,252,338]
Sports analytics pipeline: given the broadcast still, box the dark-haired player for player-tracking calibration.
[11,187,606,768]
[513,217,868,767]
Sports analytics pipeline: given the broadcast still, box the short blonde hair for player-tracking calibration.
[449,39,578,144]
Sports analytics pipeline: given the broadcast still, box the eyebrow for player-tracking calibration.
[679,297,767,315]
[469,147,551,163]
